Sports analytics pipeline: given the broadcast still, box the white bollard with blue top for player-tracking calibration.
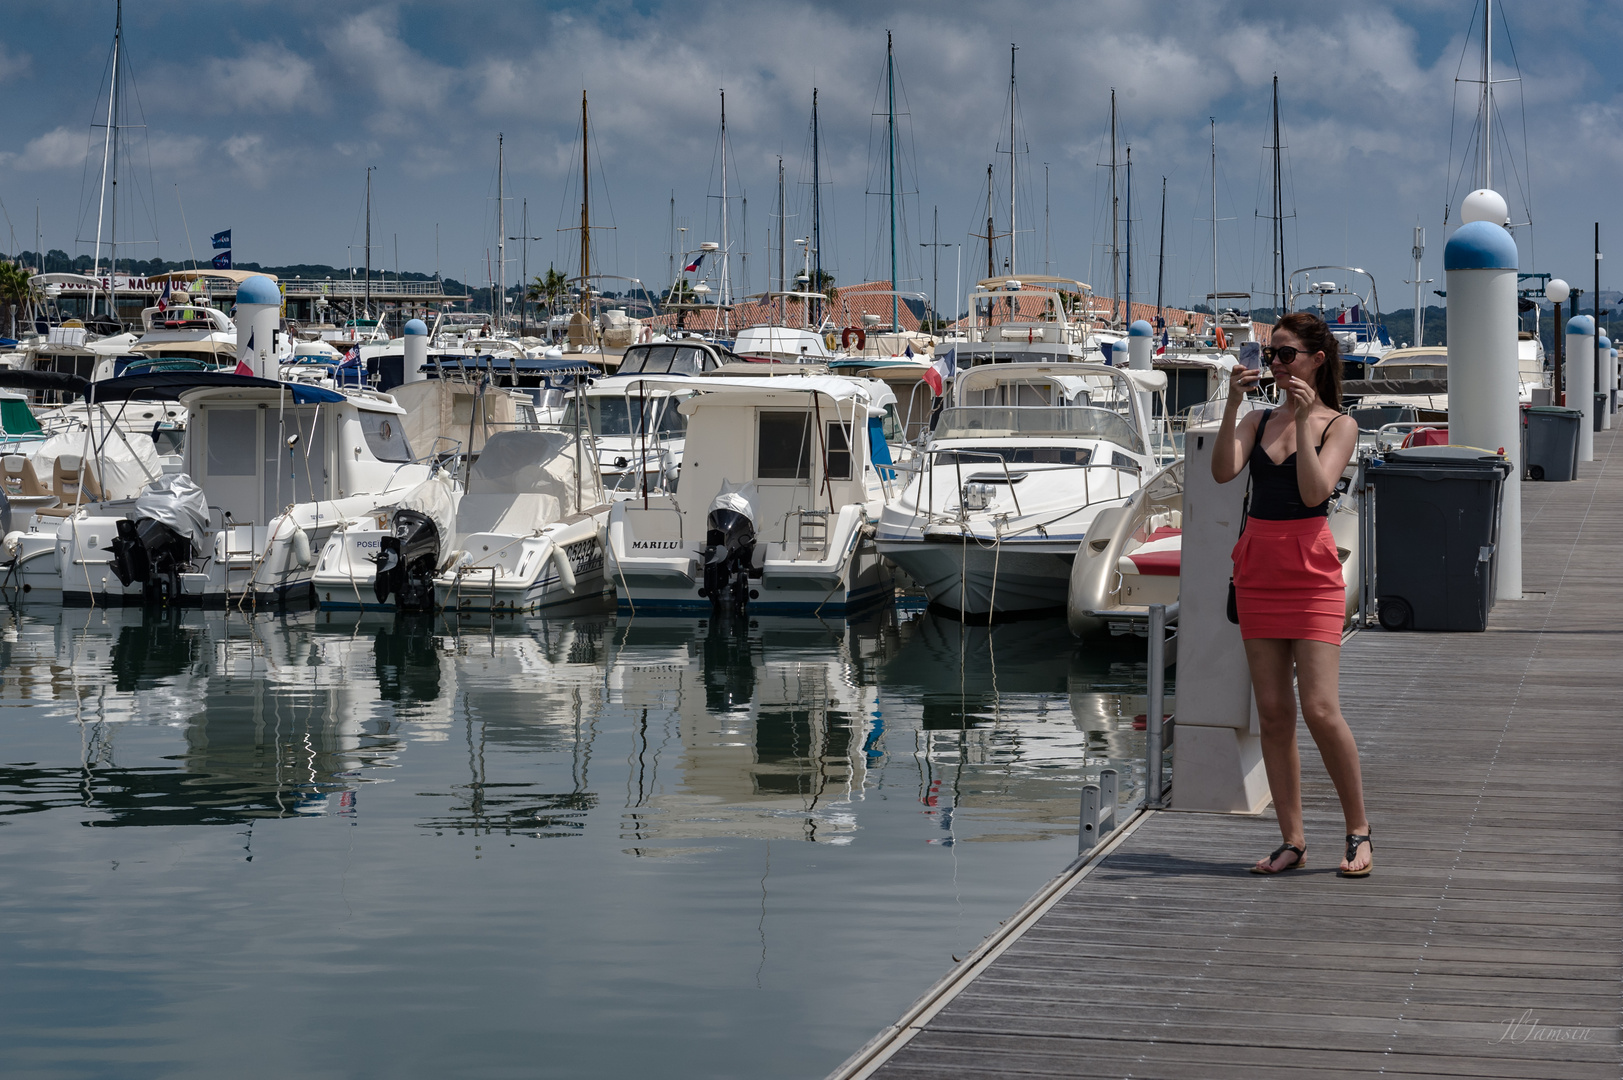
[1567,314,1595,462]
[1127,319,1154,426]
[1444,217,1522,601]
[403,318,428,384]
[234,275,282,379]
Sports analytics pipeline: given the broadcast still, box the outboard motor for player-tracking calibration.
[107,474,208,607]
[372,508,440,611]
[701,488,757,614]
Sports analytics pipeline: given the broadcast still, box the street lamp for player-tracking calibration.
[1548,278,1571,405]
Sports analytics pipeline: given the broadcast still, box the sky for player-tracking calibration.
[2,0,1622,326]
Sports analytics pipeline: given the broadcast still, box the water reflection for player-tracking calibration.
[0,604,1166,846]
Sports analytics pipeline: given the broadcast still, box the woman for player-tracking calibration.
[1212,312,1372,877]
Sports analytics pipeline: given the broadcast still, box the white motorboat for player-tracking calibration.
[14,372,437,608]
[1067,453,1362,638]
[607,374,899,616]
[433,429,611,615]
[875,363,1161,620]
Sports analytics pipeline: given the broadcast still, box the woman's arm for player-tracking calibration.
[1284,378,1358,506]
[1211,369,1261,484]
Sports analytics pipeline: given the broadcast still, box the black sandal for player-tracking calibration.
[1338,833,1373,878]
[1249,841,1305,874]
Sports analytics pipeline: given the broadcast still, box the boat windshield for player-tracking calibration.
[559,395,687,438]
[617,344,715,375]
[935,405,1143,453]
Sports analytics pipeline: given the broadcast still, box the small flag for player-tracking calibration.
[234,357,254,377]
[904,345,914,358]
[212,250,232,270]
[211,229,231,250]
[340,346,359,367]
[157,279,171,313]
[683,251,706,274]
[922,347,956,396]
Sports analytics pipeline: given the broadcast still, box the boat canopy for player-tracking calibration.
[86,371,346,404]
[148,269,280,285]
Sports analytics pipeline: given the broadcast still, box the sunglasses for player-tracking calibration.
[1263,345,1310,364]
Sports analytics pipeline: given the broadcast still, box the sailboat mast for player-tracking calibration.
[364,165,372,321]
[887,31,898,332]
[497,132,506,329]
[1007,43,1017,278]
[811,88,823,325]
[719,89,729,332]
[1109,90,1119,325]
[1483,0,1492,190]
[1210,117,1218,322]
[92,0,122,319]
[986,165,996,280]
[580,92,591,317]
[777,157,786,324]
[1157,176,1166,320]
[1272,75,1285,316]
[1125,146,1132,321]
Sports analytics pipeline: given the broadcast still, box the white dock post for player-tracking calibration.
[403,318,428,384]
[1445,216,1522,601]
[1611,344,1619,416]
[234,275,282,379]
[1169,425,1270,815]
[1567,315,1596,462]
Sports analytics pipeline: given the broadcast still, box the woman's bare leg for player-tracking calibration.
[1292,638,1371,873]
[1244,638,1304,870]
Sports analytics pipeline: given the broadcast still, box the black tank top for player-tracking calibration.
[1247,409,1347,520]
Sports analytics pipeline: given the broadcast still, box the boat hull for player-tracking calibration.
[876,535,1077,619]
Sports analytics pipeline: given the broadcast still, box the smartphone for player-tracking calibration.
[1238,341,1262,369]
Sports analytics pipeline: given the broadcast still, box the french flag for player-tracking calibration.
[922,347,956,396]
[683,251,706,274]
[157,279,171,313]
[234,331,256,376]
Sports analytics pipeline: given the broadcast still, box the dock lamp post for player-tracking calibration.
[1547,278,1570,404]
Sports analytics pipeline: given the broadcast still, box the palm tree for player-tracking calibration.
[526,267,569,318]
[0,261,32,339]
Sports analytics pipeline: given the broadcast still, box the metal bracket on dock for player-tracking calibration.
[1078,768,1119,853]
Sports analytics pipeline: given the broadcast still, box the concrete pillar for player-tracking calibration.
[1169,425,1271,815]
[1567,315,1595,462]
[403,318,428,384]
[234,275,282,379]
[1444,219,1522,601]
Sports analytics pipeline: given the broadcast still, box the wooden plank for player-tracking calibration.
[834,427,1623,1080]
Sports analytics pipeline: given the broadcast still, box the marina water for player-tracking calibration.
[0,603,1166,1078]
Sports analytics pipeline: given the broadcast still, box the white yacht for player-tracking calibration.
[607,375,899,615]
[433,429,611,615]
[947,277,1107,369]
[12,372,436,607]
[875,363,1160,620]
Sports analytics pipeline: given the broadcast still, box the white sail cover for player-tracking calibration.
[454,429,597,539]
[32,420,162,501]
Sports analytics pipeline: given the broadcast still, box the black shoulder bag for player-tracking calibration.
[1225,412,1261,624]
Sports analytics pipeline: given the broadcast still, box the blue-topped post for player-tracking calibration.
[233,275,282,379]
[1611,344,1618,415]
[1127,319,1155,435]
[1445,216,1522,600]
[1566,314,1595,462]
[1598,335,1613,431]
[403,318,428,385]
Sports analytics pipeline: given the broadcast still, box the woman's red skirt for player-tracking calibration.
[1232,516,1346,645]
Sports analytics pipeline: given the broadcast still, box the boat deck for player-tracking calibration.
[835,427,1623,1079]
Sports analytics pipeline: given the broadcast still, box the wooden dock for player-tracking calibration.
[835,428,1623,1079]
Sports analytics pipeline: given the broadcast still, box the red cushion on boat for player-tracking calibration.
[1126,550,1181,576]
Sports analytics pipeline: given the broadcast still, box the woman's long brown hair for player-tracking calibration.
[1273,311,1343,408]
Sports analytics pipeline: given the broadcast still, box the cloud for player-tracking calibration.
[15,126,86,170]
[0,45,30,84]
[204,44,319,113]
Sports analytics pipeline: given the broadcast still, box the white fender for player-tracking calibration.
[550,541,578,593]
[291,526,313,568]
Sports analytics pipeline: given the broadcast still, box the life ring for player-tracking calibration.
[824,332,839,351]
[841,326,867,350]
[1214,326,1228,350]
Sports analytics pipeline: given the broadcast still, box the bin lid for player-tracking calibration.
[1384,445,1505,465]
[1373,445,1511,478]
[1525,405,1583,417]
